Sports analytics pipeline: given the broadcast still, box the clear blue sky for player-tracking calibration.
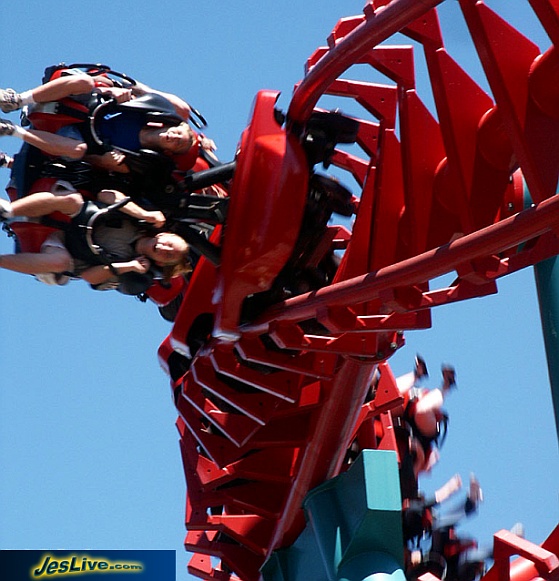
[0,2,557,580]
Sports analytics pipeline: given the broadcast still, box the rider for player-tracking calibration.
[0,68,191,119]
[0,65,216,173]
[0,187,191,291]
[395,356,456,480]
[404,474,487,581]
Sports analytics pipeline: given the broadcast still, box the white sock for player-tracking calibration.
[0,198,13,218]
[19,90,35,106]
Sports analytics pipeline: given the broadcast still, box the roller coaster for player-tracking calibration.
[152,1,559,579]
[71,0,559,579]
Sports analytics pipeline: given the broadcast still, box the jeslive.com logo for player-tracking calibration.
[31,554,143,578]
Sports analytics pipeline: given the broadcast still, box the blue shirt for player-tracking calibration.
[97,110,146,151]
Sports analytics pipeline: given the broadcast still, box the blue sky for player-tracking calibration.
[0,1,557,580]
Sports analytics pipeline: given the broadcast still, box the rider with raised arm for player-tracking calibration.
[404,474,488,581]
[394,356,456,482]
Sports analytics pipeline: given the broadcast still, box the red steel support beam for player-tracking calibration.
[267,358,378,553]
[493,529,559,581]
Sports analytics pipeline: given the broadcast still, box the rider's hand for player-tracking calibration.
[131,81,150,97]
[200,136,217,152]
[95,150,129,173]
[108,150,126,164]
[99,87,133,103]
[143,210,166,228]
[114,257,151,274]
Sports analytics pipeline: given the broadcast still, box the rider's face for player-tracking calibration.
[145,232,188,265]
[157,123,195,153]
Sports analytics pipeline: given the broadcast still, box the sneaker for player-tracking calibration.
[415,355,429,379]
[0,88,22,113]
[0,198,13,221]
[0,118,16,137]
[442,365,456,389]
[0,151,13,168]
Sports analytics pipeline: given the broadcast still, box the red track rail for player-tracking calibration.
[159,1,559,579]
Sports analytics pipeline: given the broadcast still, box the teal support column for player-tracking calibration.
[261,450,406,581]
[523,180,559,443]
[533,256,559,442]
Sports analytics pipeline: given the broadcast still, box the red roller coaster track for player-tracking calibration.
[157,1,559,579]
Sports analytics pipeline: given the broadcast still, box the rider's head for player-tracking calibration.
[141,232,192,280]
[141,121,196,155]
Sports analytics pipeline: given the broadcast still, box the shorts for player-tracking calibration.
[40,230,66,252]
[51,179,77,196]
[35,231,74,286]
[56,124,84,142]
[34,272,71,286]
[28,177,78,196]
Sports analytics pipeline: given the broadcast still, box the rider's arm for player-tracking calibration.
[84,151,131,173]
[11,126,87,160]
[79,264,117,285]
[96,86,133,104]
[97,189,165,227]
[80,257,150,285]
[132,81,191,120]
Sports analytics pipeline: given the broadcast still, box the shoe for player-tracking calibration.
[0,88,22,113]
[0,151,13,168]
[442,365,456,389]
[0,198,13,221]
[0,119,16,136]
[415,355,429,379]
